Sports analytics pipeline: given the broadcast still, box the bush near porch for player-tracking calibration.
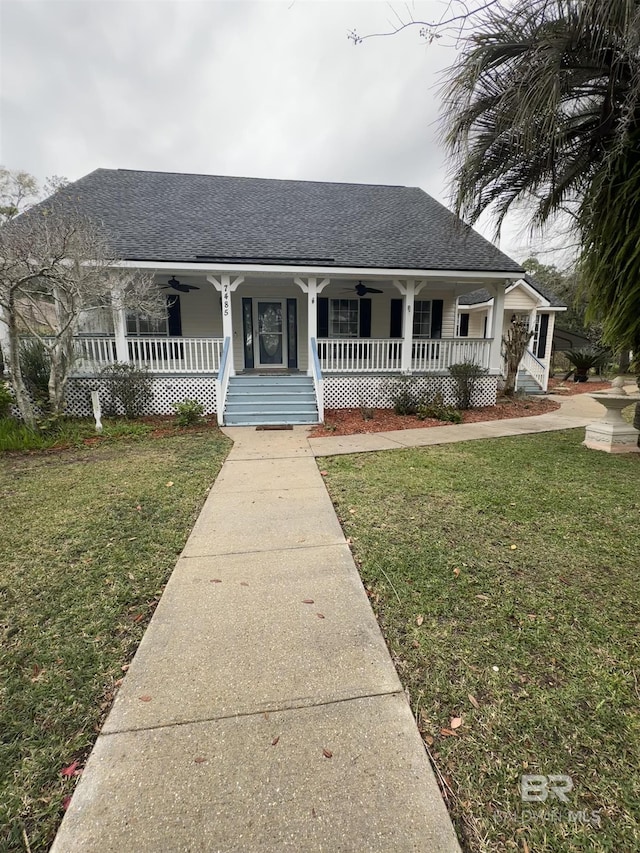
[0,429,231,852]
[321,431,640,852]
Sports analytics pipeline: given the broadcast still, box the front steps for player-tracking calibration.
[224,375,319,426]
[517,370,545,395]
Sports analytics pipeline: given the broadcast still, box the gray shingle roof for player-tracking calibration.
[41,169,524,273]
[458,274,566,307]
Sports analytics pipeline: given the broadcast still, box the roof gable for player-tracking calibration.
[40,169,523,274]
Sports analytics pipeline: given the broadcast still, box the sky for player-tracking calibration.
[0,0,557,264]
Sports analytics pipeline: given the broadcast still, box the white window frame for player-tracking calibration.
[329,298,359,338]
[126,310,168,337]
[413,300,432,338]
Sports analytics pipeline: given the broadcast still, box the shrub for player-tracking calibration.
[0,381,13,418]
[385,375,420,415]
[416,391,462,423]
[565,347,608,382]
[173,399,205,427]
[449,360,489,409]
[19,339,50,409]
[100,363,154,418]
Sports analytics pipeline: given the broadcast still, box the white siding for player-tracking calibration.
[178,285,223,337]
[505,284,538,312]
[467,310,488,338]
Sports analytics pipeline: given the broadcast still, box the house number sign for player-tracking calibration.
[223,285,230,317]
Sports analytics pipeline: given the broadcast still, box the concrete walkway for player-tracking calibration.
[308,391,613,456]
[52,428,461,852]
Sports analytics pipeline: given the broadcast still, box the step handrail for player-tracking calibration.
[310,337,324,423]
[215,337,232,425]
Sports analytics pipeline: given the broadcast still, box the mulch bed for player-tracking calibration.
[308,397,561,438]
[547,378,613,395]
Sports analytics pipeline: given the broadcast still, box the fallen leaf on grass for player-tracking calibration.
[453,567,460,577]
[322,748,333,758]
[138,695,153,702]
[348,508,356,514]
[522,840,530,853]
[423,735,434,746]
[440,728,458,737]
[166,481,174,487]
[62,796,72,811]
[61,761,80,778]
[319,470,328,476]
[121,664,129,672]
[468,694,480,710]
[416,614,424,627]
[510,544,517,550]
[412,640,420,648]
[132,613,144,623]
[450,717,463,730]
[271,736,280,746]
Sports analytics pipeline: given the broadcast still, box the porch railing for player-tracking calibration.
[215,337,232,426]
[317,337,492,373]
[310,337,324,423]
[411,338,492,372]
[317,338,403,372]
[127,337,223,373]
[37,336,118,375]
[518,348,547,390]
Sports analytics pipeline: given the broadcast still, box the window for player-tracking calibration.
[456,312,469,337]
[413,300,432,338]
[126,311,168,336]
[329,299,359,337]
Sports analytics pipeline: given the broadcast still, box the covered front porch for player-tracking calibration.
[65,263,516,422]
[73,266,509,378]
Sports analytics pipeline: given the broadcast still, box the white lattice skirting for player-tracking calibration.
[66,376,218,417]
[322,374,498,410]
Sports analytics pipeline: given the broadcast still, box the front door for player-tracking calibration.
[256,300,286,367]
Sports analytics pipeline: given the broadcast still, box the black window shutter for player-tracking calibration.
[430,299,443,339]
[167,296,182,336]
[286,298,297,369]
[242,297,254,369]
[390,299,403,337]
[359,298,372,337]
[537,313,549,358]
[459,313,469,337]
[317,298,329,338]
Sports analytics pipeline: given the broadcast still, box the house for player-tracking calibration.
[27,169,566,424]
[457,274,566,394]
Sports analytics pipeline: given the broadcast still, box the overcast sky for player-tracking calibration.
[0,0,552,263]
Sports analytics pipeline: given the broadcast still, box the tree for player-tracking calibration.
[443,0,640,352]
[502,318,533,396]
[0,166,39,224]
[0,181,164,425]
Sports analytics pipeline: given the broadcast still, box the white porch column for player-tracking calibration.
[487,282,507,374]
[110,286,129,364]
[392,279,426,373]
[207,274,244,375]
[294,276,330,374]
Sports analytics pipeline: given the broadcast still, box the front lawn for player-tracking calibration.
[0,430,230,852]
[321,430,640,852]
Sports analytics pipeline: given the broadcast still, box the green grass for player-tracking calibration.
[321,430,640,853]
[0,416,156,452]
[0,430,231,852]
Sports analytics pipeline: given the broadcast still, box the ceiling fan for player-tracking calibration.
[161,276,200,293]
[343,281,384,297]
